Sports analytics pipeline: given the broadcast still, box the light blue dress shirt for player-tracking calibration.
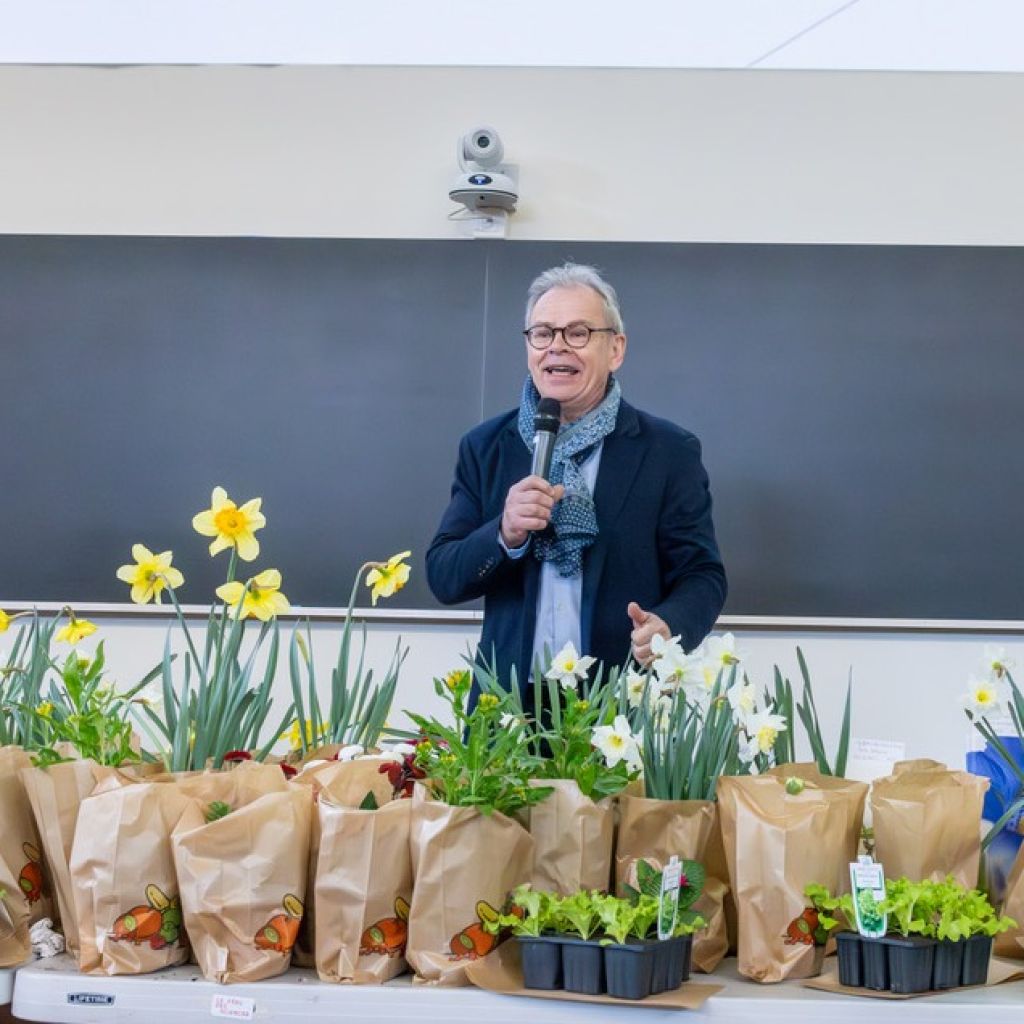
[498,442,604,675]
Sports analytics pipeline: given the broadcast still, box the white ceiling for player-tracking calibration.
[1,0,1022,72]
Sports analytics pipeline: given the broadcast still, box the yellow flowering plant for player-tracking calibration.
[286,553,411,756]
[124,486,293,772]
[0,608,157,753]
[28,644,138,767]
[402,666,552,817]
[473,648,637,801]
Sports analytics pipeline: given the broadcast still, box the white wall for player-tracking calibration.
[50,613,1024,772]
[2,61,1022,773]
[1,65,1023,243]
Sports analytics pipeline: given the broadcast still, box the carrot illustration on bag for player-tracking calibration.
[360,896,410,957]
[448,898,523,960]
[783,907,829,946]
[254,894,304,953]
[18,842,46,905]
[111,884,183,949]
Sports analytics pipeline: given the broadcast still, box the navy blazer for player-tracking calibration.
[426,399,727,693]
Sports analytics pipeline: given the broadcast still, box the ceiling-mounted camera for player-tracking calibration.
[449,125,518,216]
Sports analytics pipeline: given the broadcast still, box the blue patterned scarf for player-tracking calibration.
[517,375,622,577]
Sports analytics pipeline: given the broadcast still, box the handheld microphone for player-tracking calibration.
[531,398,561,481]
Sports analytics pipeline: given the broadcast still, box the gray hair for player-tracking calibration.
[525,263,625,334]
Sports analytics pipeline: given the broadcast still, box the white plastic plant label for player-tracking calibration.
[850,855,887,939]
[657,854,681,940]
[211,994,256,1020]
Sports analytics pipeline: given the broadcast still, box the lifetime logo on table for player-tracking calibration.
[67,993,115,1006]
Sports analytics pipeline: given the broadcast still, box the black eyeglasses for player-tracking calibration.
[523,322,617,350]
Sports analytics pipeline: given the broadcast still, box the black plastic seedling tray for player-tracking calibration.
[835,932,993,995]
[517,933,692,1000]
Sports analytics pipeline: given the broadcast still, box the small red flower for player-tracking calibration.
[223,750,252,764]
[280,763,298,779]
[379,752,425,800]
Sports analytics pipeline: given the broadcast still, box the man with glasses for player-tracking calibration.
[427,263,726,697]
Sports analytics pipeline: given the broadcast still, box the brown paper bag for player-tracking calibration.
[288,757,399,970]
[70,775,191,975]
[872,765,988,887]
[289,757,397,968]
[172,772,312,984]
[314,768,413,983]
[0,747,52,940]
[0,887,26,968]
[614,794,730,973]
[527,779,613,895]
[718,769,868,983]
[19,758,98,958]
[995,840,1024,958]
[407,786,534,986]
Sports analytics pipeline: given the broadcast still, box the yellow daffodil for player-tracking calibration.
[0,609,9,633]
[192,486,266,562]
[55,618,98,646]
[116,544,185,605]
[285,718,328,751]
[365,551,412,606]
[216,569,290,621]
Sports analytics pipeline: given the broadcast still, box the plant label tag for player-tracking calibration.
[845,737,906,783]
[211,995,256,1020]
[658,855,681,940]
[850,855,887,938]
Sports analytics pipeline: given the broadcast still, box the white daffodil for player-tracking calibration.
[961,676,1006,717]
[650,633,692,689]
[982,645,1014,680]
[697,633,741,689]
[648,691,674,732]
[625,670,648,709]
[743,710,788,756]
[134,680,165,716]
[337,744,365,762]
[545,642,596,690]
[727,680,759,726]
[738,735,759,765]
[592,715,642,772]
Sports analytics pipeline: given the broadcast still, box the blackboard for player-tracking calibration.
[2,236,1022,619]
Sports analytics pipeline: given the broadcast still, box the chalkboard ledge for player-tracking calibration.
[2,602,1023,635]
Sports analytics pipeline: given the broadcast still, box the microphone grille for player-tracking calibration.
[534,398,561,431]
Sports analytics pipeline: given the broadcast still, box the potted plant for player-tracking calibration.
[477,643,638,895]
[488,884,705,1000]
[400,668,551,984]
[808,876,1015,993]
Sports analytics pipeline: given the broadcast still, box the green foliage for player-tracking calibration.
[803,882,855,933]
[768,647,852,777]
[474,652,637,801]
[806,877,1016,940]
[405,668,552,818]
[29,644,138,767]
[135,551,292,772]
[205,800,231,822]
[487,885,705,944]
[634,667,739,801]
[0,611,57,748]
[622,859,705,921]
[964,669,1024,851]
[287,563,405,756]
